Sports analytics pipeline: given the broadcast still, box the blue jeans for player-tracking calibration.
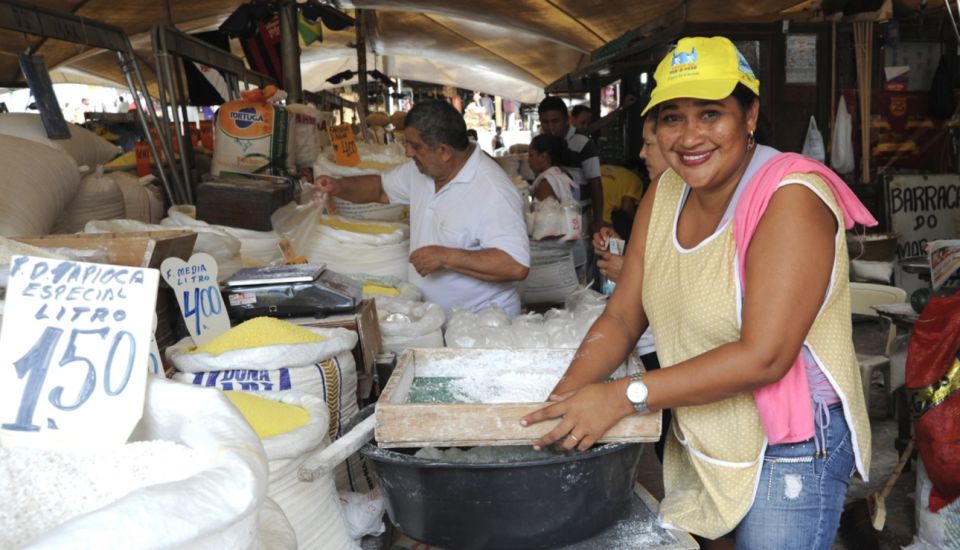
[735,403,856,550]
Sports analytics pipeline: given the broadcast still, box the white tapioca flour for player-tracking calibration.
[0,440,204,547]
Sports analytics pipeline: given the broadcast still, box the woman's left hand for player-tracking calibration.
[520,381,633,452]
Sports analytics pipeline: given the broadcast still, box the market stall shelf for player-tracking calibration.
[14,230,196,270]
[375,348,660,448]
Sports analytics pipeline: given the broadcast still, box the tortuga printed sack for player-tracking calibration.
[212,98,295,176]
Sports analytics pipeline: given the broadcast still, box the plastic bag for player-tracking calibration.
[801,115,826,163]
[831,97,855,174]
[338,488,386,541]
[377,299,446,354]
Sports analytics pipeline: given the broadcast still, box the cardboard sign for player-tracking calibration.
[328,123,361,166]
[161,253,230,347]
[0,256,159,449]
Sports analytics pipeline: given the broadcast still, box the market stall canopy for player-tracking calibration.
[0,0,945,104]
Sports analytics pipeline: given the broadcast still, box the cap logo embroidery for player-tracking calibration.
[737,51,756,79]
[671,48,697,67]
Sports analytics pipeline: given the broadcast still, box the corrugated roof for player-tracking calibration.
[0,0,943,103]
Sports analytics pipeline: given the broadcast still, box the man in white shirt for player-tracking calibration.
[315,99,530,316]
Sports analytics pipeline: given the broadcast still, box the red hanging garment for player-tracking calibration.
[906,291,960,512]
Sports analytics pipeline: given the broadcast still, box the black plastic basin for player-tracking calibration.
[355,408,643,549]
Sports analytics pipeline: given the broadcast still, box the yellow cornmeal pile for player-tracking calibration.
[362,282,401,296]
[191,316,326,356]
[224,391,311,439]
[318,217,396,234]
[356,160,401,172]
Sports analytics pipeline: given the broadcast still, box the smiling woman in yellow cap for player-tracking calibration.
[523,36,877,548]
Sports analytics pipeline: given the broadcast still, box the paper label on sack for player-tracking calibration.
[328,124,361,166]
[161,253,230,347]
[0,256,159,449]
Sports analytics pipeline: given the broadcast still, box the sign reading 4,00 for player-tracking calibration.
[0,256,159,449]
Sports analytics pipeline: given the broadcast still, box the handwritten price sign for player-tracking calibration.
[0,256,159,449]
[328,123,360,167]
[161,253,230,347]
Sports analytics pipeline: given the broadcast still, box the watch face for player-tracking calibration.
[627,380,648,404]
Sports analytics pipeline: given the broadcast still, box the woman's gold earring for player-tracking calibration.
[747,131,756,151]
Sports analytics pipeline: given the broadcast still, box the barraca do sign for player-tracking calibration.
[0,256,159,450]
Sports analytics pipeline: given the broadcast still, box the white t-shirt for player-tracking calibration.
[382,144,530,317]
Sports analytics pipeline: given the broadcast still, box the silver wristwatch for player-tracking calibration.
[625,372,650,414]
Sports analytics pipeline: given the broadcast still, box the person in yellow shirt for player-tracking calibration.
[600,164,642,240]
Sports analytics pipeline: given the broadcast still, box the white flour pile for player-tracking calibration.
[446,372,560,403]
[0,440,204,547]
[415,351,570,378]
[414,445,552,463]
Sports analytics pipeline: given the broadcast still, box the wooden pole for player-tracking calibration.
[854,21,874,184]
[355,8,370,143]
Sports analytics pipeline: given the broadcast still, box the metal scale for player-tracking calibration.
[222,263,361,320]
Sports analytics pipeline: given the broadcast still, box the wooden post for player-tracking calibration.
[355,8,370,143]
[279,0,302,103]
[854,21,874,184]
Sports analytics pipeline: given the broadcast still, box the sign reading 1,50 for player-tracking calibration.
[182,285,224,336]
[2,326,135,432]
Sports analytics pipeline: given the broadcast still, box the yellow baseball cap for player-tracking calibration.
[641,36,760,116]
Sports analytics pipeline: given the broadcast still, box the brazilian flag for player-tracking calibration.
[299,12,323,45]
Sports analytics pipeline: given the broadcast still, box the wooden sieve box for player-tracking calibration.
[375,347,661,448]
[196,178,294,231]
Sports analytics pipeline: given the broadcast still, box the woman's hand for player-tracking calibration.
[520,380,634,452]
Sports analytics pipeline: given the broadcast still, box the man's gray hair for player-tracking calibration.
[405,99,469,151]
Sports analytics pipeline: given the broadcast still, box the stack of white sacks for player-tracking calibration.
[165,322,380,547]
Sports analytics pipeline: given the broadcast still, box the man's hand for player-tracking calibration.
[592,227,620,255]
[597,250,625,282]
[410,245,451,276]
[313,175,341,196]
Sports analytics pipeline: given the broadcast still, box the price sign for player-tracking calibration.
[0,256,159,449]
[328,123,361,167]
[161,253,230,347]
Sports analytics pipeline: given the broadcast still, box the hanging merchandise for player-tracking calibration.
[801,115,826,163]
[0,135,79,237]
[831,97,855,175]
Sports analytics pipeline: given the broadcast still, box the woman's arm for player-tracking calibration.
[548,176,660,396]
